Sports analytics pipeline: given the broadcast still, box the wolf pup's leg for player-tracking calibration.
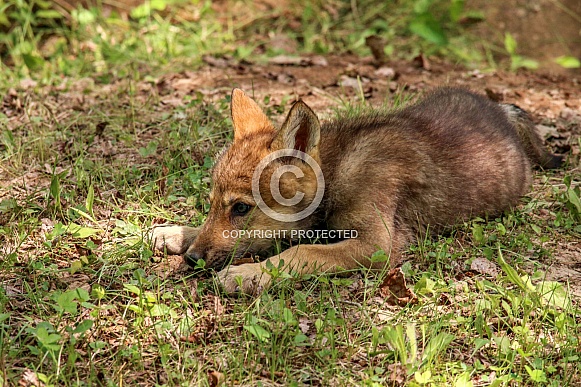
[150,226,200,255]
[217,213,408,294]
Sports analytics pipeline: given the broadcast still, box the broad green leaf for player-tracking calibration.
[504,33,517,55]
[0,198,18,214]
[517,57,539,70]
[69,224,99,238]
[414,369,432,384]
[123,284,141,295]
[497,248,528,291]
[22,53,44,70]
[86,184,95,217]
[70,260,83,274]
[449,0,464,22]
[471,224,484,243]
[413,0,433,14]
[36,10,64,19]
[409,17,447,46]
[530,224,541,235]
[131,0,167,19]
[294,333,308,345]
[72,319,94,334]
[525,366,547,382]
[75,288,90,302]
[50,174,61,208]
[454,372,473,387]
[283,308,297,325]
[567,187,581,212]
[150,304,175,317]
[536,281,571,309]
[555,56,581,69]
[244,324,271,342]
[423,332,455,363]
[72,8,96,25]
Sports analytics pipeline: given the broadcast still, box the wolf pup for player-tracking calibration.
[152,87,561,294]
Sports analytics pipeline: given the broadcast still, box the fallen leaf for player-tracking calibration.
[270,33,298,54]
[202,55,230,68]
[379,268,418,306]
[211,295,225,317]
[208,370,225,387]
[269,55,305,66]
[470,257,500,277]
[19,369,43,387]
[95,121,108,137]
[485,88,504,102]
[152,255,190,279]
[374,66,396,79]
[388,362,407,385]
[310,55,328,66]
[338,75,357,88]
[412,53,431,70]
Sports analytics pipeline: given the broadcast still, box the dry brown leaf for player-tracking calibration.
[202,55,230,68]
[95,121,108,137]
[388,363,408,385]
[470,257,500,277]
[211,295,225,317]
[412,53,431,70]
[298,317,310,334]
[379,268,418,306]
[19,369,43,387]
[208,370,225,387]
[269,55,305,66]
[153,255,190,279]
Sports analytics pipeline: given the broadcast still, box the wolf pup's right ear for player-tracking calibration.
[231,89,274,141]
[271,100,320,158]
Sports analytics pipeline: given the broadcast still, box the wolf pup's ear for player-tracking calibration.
[231,89,274,141]
[272,100,320,156]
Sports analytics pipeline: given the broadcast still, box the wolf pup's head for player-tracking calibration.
[184,89,324,270]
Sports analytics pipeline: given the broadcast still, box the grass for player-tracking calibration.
[0,0,486,86]
[1,1,581,386]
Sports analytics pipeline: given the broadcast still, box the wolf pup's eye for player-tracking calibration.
[232,202,252,216]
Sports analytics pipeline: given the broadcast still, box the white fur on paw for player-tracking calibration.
[217,264,270,295]
[150,226,191,255]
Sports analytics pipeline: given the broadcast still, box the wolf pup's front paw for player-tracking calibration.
[150,226,199,255]
[217,263,271,295]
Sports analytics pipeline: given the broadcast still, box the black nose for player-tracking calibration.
[184,249,204,268]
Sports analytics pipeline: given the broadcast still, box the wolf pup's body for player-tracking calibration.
[153,88,561,294]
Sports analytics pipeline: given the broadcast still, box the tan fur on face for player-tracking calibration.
[185,92,324,269]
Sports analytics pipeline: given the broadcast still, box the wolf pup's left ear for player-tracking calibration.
[231,89,274,141]
[271,100,320,157]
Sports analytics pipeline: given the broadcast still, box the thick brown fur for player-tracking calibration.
[152,87,561,294]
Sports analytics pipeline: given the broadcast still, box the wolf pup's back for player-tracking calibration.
[320,88,561,235]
